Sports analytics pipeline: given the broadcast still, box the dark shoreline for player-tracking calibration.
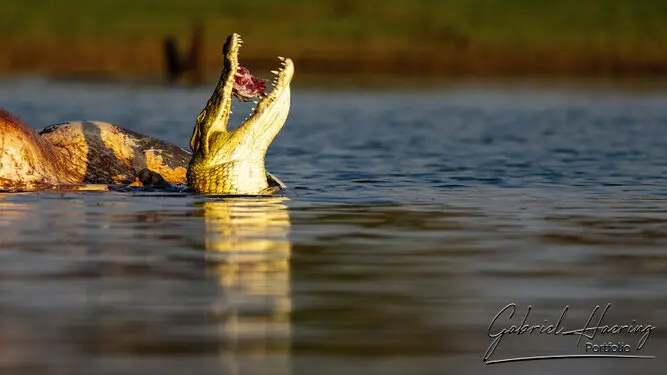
[3,40,667,82]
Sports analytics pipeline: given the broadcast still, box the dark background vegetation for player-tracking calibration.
[2,0,667,78]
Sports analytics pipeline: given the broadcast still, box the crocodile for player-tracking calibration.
[0,33,294,195]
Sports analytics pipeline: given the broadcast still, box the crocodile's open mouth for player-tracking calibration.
[189,32,293,160]
[227,34,294,114]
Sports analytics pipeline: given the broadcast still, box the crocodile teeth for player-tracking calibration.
[271,70,279,75]
[253,100,258,104]
[278,56,285,61]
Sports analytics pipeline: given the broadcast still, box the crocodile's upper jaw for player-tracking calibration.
[187,33,293,195]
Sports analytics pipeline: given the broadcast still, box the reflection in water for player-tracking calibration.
[198,197,292,375]
[1,189,667,375]
[0,195,28,228]
[0,194,294,375]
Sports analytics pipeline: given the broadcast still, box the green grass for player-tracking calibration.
[3,0,667,50]
[2,0,667,77]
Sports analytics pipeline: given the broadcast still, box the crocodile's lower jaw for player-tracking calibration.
[187,161,268,195]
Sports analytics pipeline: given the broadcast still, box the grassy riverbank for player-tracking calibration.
[2,0,667,78]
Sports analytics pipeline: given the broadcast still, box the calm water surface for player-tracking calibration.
[1,77,666,374]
